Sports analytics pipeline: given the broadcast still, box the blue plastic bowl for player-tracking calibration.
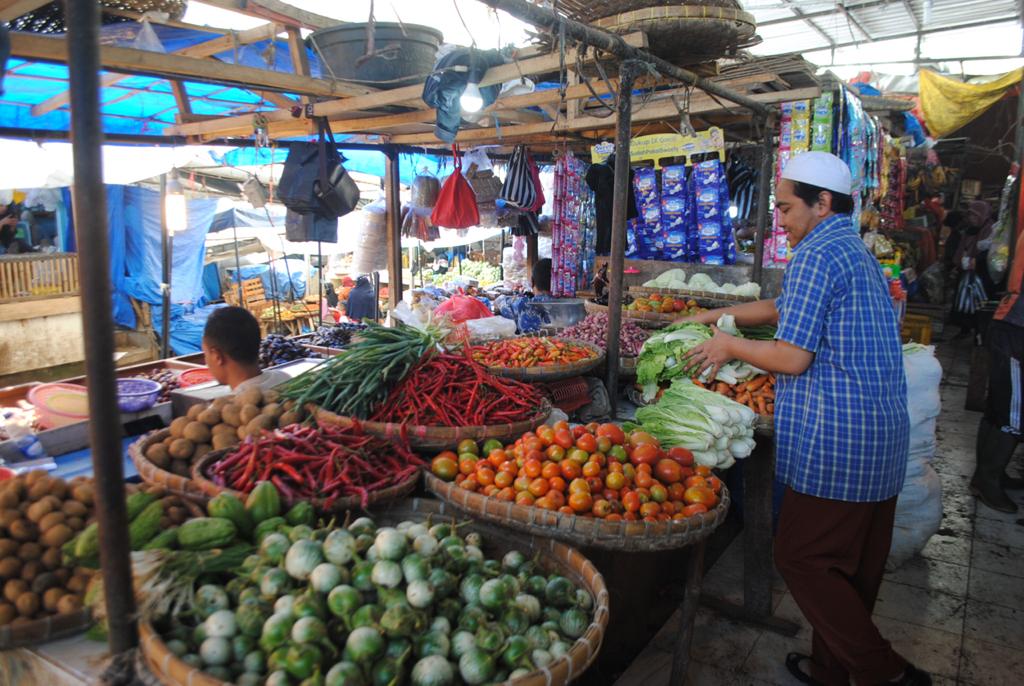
[117,378,161,413]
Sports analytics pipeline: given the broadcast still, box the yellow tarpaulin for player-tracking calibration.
[919,68,1023,138]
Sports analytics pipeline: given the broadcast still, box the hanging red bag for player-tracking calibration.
[431,145,480,229]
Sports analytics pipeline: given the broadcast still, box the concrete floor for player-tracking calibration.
[619,338,1024,685]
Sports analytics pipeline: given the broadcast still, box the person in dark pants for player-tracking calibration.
[345,275,376,322]
[682,152,928,686]
[971,225,1024,513]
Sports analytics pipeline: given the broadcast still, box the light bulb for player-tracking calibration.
[165,189,187,236]
[728,205,739,219]
[460,81,483,113]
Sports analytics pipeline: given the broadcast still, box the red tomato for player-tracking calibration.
[634,470,654,489]
[639,502,661,518]
[649,484,668,503]
[514,475,532,492]
[685,475,707,489]
[575,433,598,454]
[592,499,612,518]
[568,478,590,494]
[683,486,717,507]
[596,436,612,454]
[706,476,724,493]
[528,478,550,497]
[568,491,593,513]
[515,491,535,506]
[553,429,575,450]
[596,423,626,446]
[431,456,458,481]
[541,462,561,480]
[682,503,709,517]
[631,443,660,467]
[654,459,683,484]
[668,447,695,467]
[628,431,660,449]
[622,491,641,513]
[545,445,566,462]
[572,425,587,439]
[523,459,543,478]
[494,471,514,489]
[668,483,687,501]
[605,472,626,491]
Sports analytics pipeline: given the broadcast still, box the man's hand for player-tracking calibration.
[683,325,735,380]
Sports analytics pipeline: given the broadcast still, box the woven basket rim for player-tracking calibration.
[628,286,758,303]
[424,471,730,552]
[129,430,211,503]
[190,449,420,512]
[0,608,92,650]
[583,299,674,329]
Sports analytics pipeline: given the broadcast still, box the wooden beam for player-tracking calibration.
[31,23,285,117]
[0,0,50,22]
[10,32,370,100]
[196,0,337,30]
[388,87,821,145]
[166,33,650,138]
[285,25,314,134]
[170,81,193,118]
[100,8,229,33]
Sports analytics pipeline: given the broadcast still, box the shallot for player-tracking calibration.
[560,313,650,356]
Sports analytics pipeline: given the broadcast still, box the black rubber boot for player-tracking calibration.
[970,419,1019,513]
[1003,472,1024,490]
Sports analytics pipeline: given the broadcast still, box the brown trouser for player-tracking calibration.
[775,487,908,686]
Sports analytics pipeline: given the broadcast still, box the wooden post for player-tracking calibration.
[604,60,642,414]
[669,541,707,684]
[160,174,172,359]
[65,0,138,655]
[751,116,774,285]
[384,148,404,313]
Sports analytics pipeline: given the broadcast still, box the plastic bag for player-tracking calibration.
[435,294,493,323]
[432,146,480,229]
[410,172,440,214]
[467,316,517,340]
[888,462,942,570]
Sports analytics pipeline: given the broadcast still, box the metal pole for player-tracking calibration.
[160,174,171,359]
[317,240,323,328]
[751,116,775,285]
[231,220,243,304]
[604,60,641,416]
[65,0,138,655]
[477,0,772,118]
[384,147,404,313]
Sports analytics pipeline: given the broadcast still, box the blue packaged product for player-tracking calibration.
[661,195,687,260]
[694,160,721,185]
[661,164,687,198]
[633,167,660,210]
[625,219,639,258]
[686,172,700,262]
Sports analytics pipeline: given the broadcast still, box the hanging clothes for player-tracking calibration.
[727,157,758,223]
[585,153,638,254]
[422,48,507,143]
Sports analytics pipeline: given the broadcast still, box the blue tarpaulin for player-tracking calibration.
[229,259,308,300]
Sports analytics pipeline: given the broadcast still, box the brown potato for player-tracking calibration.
[56,594,82,615]
[23,470,46,488]
[169,438,194,460]
[52,568,70,585]
[30,572,58,595]
[166,506,186,525]
[71,483,94,505]
[0,509,20,530]
[4,579,28,603]
[65,517,85,531]
[37,511,65,533]
[186,403,205,421]
[47,479,68,500]
[193,443,213,461]
[211,422,237,436]
[0,539,17,558]
[18,542,42,561]
[0,487,19,509]
[0,602,16,625]
[65,575,86,594]
[278,411,300,427]
[42,587,64,612]
[27,477,53,501]
[61,500,87,518]
[197,408,222,426]
[25,499,55,523]
[145,443,171,469]
[0,558,22,580]
[183,422,211,444]
[262,388,280,404]
[261,402,282,419]
[210,396,230,410]
[19,561,41,582]
[16,591,40,617]
[8,519,38,542]
[211,433,238,451]
[169,416,190,438]
[239,403,261,425]
[220,403,242,427]
[40,547,61,571]
[40,525,72,549]
[237,388,263,407]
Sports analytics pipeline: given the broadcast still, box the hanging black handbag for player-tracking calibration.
[277,118,360,218]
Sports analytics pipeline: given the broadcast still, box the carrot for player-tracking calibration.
[756,396,767,415]
[746,376,768,392]
[761,389,775,400]
[691,379,706,388]
[715,382,730,395]
[736,392,751,405]
[767,402,774,414]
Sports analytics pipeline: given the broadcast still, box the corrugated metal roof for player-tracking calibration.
[742,0,1022,59]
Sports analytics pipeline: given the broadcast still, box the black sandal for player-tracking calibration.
[786,653,824,686]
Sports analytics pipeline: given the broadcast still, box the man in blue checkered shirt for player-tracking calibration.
[685,152,925,686]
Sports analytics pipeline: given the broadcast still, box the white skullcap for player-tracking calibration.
[780,151,852,195]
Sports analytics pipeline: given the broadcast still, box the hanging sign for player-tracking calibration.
[590,128,726,168]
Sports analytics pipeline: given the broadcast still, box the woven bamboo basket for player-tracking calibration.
[628,286,758,303]
[593,5,757,61]
[190,450,420,513]
[129,430,210,503]
[476,339,606,382]
[583,299,674,329]
[315,400,552,452]
[138,498,609,686]
[0,609,92,650]
[425,471,729,552]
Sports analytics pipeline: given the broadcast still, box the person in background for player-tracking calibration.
[532,257,552,298]
[952,200,996,337]
[345,275,376,322]
[941,209,965,272]
[202,306,289,392]
[681,152,927,686]
[0,214,31,254]
[971,222,1024,513]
